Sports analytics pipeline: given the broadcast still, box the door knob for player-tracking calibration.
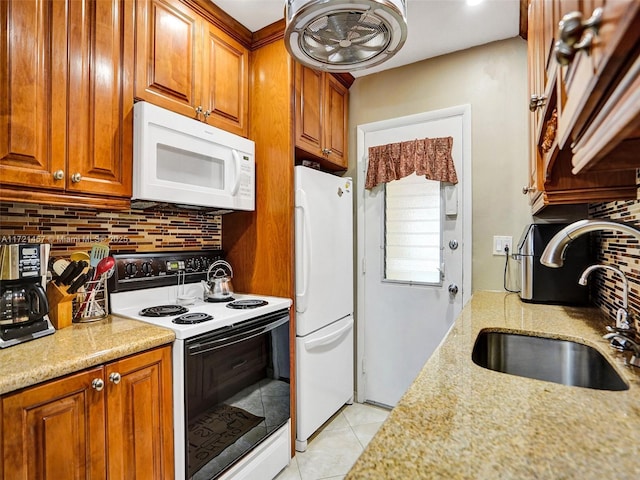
[448,284,459,295]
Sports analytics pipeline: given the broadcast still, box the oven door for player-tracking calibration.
[184,310,290,479]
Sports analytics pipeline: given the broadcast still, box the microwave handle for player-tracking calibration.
[231,149,242,195]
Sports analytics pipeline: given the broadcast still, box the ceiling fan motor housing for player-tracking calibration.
[285,0,408,72]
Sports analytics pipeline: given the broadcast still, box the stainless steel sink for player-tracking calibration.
[471,330,629,391]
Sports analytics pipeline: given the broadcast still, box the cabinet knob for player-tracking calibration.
[321,148,332,156]
[522,186,536,195]
[52,170,64,180]
[109,372,121,384]
[92,378,105,391]
[203,110,211,119]
[71,173,82,183]
[555,8,602,66]
[195,105,204,118]
[529,94,546,112]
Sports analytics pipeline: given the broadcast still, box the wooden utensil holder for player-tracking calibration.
[46,283,76,329]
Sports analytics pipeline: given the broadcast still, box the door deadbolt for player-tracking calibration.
[449,240,459,250]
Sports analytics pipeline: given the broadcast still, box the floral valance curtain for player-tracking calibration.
[365,136,458,190]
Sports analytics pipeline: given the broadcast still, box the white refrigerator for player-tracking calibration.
[294,166,354,452]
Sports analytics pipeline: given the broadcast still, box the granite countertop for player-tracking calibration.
[0,315,175,395]
[347,291,640,479]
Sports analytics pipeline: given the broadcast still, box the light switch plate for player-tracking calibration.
[493,236,513,256]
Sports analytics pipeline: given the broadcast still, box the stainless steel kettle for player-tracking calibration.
[201,260,234,302]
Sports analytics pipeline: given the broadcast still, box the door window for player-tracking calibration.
[384,173,442,285]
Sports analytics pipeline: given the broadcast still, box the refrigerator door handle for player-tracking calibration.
[296,188,311,312]
[304,321,353,351]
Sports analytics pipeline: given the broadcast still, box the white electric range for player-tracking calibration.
[109,250,292,480]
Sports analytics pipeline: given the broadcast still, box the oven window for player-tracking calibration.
[185,311,290,479]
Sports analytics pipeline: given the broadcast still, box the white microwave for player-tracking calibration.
[132,102,255,211]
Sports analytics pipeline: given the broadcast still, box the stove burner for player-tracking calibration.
[205,296,235,303]
[140,305,189,317]
[226,299,268,310]
[172,312,214,324]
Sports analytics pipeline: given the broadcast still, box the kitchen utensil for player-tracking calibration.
[89,244,110,267]
[67,260,88,284]
[70,251,90,262]
[75,256,114,320]
[57,261,78,285]
[52,258,70,277]
[201,260,234,302]
[176,270,196,305]
[67,273,89,294]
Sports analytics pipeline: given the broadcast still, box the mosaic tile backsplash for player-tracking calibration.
[589,198,640,328]
[0,202,222,257]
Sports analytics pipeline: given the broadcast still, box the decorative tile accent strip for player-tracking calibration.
[0,202,222,257]
[588,198,640,328]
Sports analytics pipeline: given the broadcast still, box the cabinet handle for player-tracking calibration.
[529,94,546,112]
[522,186,536,195]
[554,7,602,66]
[52,170,64,180]
[71,173,82,183]
[109,372,121,384]
[92,378,105,391]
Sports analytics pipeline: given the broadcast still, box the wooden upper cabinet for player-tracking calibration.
[0,0,68,190]
[135,0,202,118]
[202,24,249,137]
[0,0,134,207]
[1,346,173,480]
[294,63,349,170]
[67,0,134,197]
[525,0,637,213]
[135,0,249,137]
[556,0,640,173]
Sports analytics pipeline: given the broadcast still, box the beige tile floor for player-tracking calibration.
[276,403,390,480]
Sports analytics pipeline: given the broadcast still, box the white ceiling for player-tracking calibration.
[211,0,521,77]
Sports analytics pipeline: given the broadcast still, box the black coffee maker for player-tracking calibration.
[0,243,55,348]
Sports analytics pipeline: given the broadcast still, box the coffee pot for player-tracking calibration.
[1,283,49,325]
[201,260,234,302]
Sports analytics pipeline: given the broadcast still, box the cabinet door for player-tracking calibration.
[1,367,106,479]
[67,0,134,197]
[557,0,640,149]
[0,0,67,190]
[323,74,349,169]
[294,64,324,156]
[106,346,174,479]
[202,24,249,137]
[135,0,203,119]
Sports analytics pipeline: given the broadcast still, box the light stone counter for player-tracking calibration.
[0,315,175,395]
[347,291,640,479]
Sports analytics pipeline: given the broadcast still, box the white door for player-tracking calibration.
[356,106,471,407]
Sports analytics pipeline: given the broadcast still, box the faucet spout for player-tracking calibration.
[579,264,630,329]
[540,219,640,267]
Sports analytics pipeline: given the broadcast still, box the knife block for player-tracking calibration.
[46,283,76,329]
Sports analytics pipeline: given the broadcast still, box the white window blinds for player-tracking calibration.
[384,173,442,284]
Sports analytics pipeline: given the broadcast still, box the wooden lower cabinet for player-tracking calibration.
[1,346,174,479]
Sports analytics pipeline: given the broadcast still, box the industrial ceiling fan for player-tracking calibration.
[285,0,408,72]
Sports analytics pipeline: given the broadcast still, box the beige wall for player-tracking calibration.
[348,37,533,292]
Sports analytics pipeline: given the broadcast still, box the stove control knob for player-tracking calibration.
[193,258,203,271]
[124,263,138,277]
[141,262,152,276]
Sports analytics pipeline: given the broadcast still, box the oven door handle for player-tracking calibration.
[187,316,289,355]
